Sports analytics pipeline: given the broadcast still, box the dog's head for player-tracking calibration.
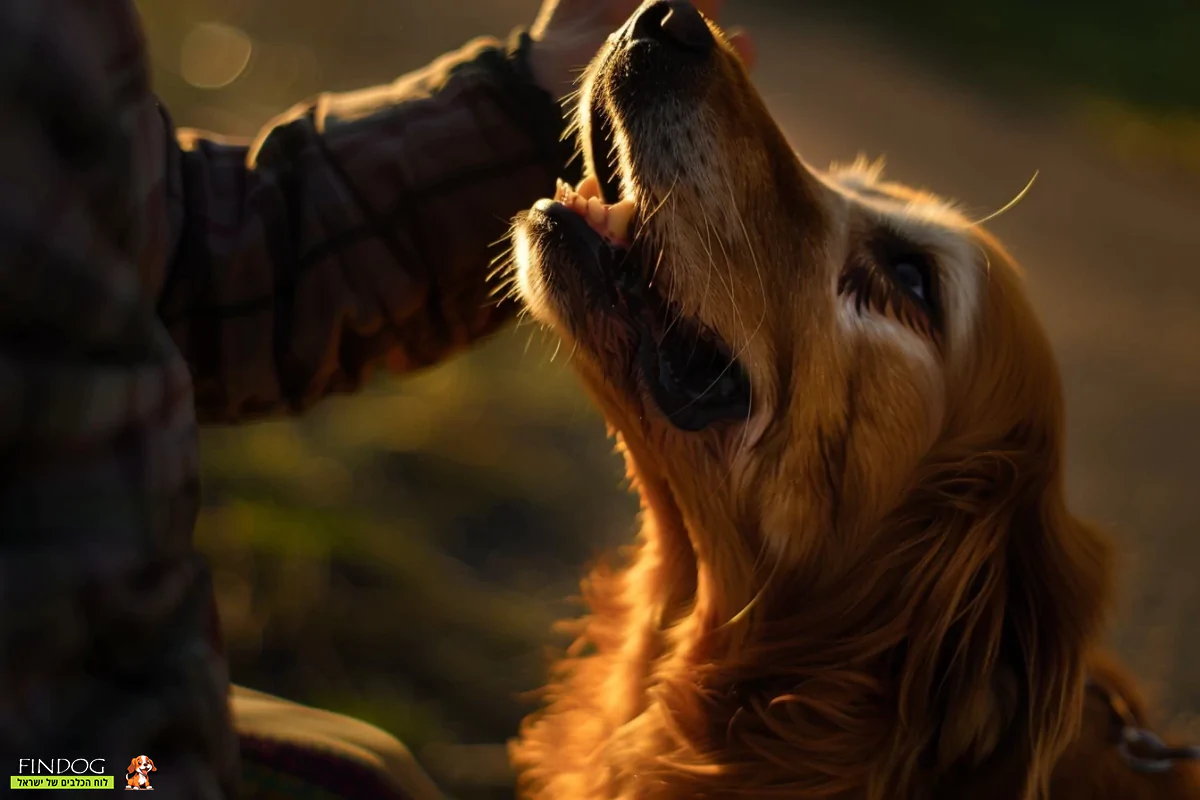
[512,0,1113,794]
[127,756,155,776]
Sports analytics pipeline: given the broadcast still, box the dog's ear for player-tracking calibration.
[126,758,138,775]
[891,427,1113,798]
[148,758,156,772]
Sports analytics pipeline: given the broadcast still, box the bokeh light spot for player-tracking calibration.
[180,22,253,89]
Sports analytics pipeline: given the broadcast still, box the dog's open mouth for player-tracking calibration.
[533,100,753,432]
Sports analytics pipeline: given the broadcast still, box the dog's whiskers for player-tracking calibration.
[563,339,580,368]
[721,163,769,362]
[668,169,763,482]
[632,178,679,255]
[970,170,1039,227]
[668,214,756,426]
[976,242,993,279]
[698,210,717,319]
[659,195,693,338]
[716,547,782,631]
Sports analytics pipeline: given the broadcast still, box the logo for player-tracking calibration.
[124,755,157,791]
[11,758,113,790]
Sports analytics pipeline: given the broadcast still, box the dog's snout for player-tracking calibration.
[631,0,714,52]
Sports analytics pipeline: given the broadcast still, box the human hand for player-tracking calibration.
[527,0,756,101]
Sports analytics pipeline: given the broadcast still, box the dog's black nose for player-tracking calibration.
[631,0,714,52]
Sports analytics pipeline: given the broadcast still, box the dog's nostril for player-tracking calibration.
[661,1,713,50]
[632,0,714,52]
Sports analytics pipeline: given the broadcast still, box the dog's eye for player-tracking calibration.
[890,258,928,303]
[879,241,938,324]
[840,233,943,339]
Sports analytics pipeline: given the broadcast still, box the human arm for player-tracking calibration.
[156,30,580,423]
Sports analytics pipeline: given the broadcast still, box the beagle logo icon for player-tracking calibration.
[125,755,156,791]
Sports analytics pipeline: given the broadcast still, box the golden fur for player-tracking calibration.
[507,3,1200,797]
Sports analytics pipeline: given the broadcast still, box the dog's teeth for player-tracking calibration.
[607,198,635,244]
[553,177,634,245]
[577,175,602,201]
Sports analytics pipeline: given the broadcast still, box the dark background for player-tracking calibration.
[133,0,1200,795]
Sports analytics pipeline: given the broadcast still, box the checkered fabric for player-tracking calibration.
[0,1,578,797]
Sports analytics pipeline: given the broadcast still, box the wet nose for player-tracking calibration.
[631,0,715,52]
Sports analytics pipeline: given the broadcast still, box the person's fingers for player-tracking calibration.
[725,28,756,71]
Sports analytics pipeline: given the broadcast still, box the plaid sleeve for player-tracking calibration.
[0,1,236,798]
[155,30,580,424]
[0,1,579,794]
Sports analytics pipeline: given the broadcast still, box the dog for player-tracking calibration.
[504,1,1200,797]
[125,755,155,790]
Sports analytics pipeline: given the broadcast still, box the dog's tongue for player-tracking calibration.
[555,175,635,247]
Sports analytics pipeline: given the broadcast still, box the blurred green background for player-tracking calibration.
[824,0,1200,114]
[133,0,1200,796]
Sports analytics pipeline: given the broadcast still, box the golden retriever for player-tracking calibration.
[504,1,1200,797]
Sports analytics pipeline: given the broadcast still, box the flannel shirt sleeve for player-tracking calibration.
[0,1,237,797]
[0,0,579,796]
[155,29,580,424]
